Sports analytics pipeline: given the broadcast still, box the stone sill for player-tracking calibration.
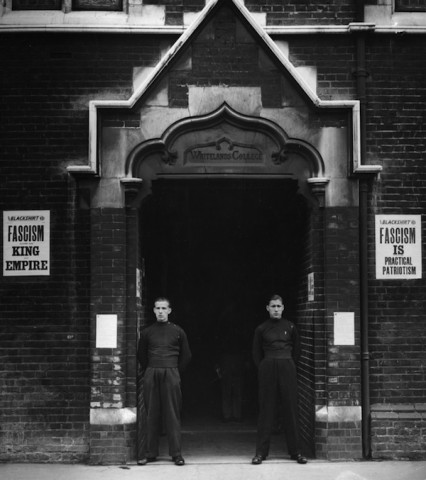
[371,403,426,420]
[2,11,426,34]
[0,7,189,30]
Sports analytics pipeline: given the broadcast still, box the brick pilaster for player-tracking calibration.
[88,207,135,464]
[314,206,363,460]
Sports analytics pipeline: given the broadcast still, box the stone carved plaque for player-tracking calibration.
[184,137,263,165]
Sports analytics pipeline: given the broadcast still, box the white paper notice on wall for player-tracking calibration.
[334,312,355,346]
[308,272,314,301]
[136,268,141,299]
[96,314,118,348]
[3,210,50,276]
[375,214,422,279]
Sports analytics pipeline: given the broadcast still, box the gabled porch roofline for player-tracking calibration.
[66,0,382,178]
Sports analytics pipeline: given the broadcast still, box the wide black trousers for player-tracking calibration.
[255,358,301,457]
[143,367,182,458]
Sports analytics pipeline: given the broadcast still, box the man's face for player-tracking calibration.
[153,300,171,323]
[266,299,284,319]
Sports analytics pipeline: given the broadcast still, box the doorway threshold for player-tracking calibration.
[154,430,289,464]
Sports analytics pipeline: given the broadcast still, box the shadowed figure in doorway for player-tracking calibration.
[251,294,307,465]
[214,300,250,423]
[137,297,192,466]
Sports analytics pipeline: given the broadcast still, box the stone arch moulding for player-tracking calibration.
[66,0,382,178]
[126,103,324,176]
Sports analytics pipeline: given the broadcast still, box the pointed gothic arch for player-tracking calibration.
[123,103,329,207]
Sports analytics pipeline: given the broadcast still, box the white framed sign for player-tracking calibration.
[375,215,422,279]
[3,211,50,276]
[96,314,118,348]
[334,312,355,346]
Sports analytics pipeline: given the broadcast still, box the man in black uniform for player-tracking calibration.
[251,294,307,465]
[137,297,192,466]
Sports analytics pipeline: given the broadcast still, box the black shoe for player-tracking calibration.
[251,455,266,465]
[290,453,308,464]
[173,455,185,466]
[147,457,157,463]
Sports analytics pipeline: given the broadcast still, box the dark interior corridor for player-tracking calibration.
[140,177,308,432]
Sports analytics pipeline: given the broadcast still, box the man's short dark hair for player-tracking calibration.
[154,296,171,307]
[268,294,283,304]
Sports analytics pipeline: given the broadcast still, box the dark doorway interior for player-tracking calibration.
[140,177,308,430]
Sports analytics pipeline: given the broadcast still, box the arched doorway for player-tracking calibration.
[141,177,308,405]
[130,105,325,459]
[138,175,311,458]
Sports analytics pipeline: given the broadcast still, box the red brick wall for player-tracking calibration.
[365,36,426,407]
[287,35,357,100]
[246,0,356,25]
[365,36,426,458]
[0,33,162,462]
[89,209,127,408]
[324,208,361,406]
[167,5,286,108]
[371,404,426,460]
[0,183,91,462]
[141,0,205,24]
[297,204,363,460]
[167,10,359,108]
